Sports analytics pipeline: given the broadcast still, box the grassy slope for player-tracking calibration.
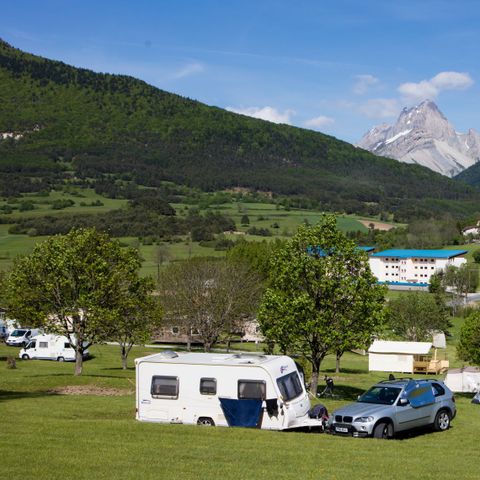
[1,321,478,480]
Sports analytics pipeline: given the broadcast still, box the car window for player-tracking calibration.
[432,383,445,397]
[358,386,401,405]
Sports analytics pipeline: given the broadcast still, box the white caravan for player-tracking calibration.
[6,328,41,347]
[136,351,324,431]
[19,334,89,362]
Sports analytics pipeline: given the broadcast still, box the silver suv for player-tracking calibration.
[329,378,456,439]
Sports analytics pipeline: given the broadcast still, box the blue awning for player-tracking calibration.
[219,398,263,428]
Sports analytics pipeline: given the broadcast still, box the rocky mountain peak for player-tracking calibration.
[357,100,479,177]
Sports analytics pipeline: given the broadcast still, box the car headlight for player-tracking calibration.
[354,416,374,423]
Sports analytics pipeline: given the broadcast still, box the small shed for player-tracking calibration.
[444,367,480,393]
[368,340,448,374]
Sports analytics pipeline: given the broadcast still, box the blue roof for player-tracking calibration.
[371,249,467,259]
[357,246,375,252]
[307,246,375,256]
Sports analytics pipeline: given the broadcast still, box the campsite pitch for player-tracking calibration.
[1,342,478,480]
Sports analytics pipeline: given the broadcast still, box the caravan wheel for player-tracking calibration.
[21,354,29,360]
[57,356,65,362]
[197,417,215,426]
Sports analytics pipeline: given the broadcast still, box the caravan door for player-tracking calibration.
[276,372,309,418]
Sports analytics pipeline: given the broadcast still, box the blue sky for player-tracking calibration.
[2,0,480,142]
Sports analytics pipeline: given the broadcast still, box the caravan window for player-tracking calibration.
[238,380,266,400]
[39,342,48,348]
[200,378,217,395]
[277,372,303,402]
[151,376,179,399]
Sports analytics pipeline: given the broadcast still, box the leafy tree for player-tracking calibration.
[473,249,480,264]
[258,215,386,395]
[387,292,450,342]
[443,264,479,312]
[457,311,480,365]
[158,259,261,351]
[105,276,162,369]
[241,214,250,226]
[3,228,150,375]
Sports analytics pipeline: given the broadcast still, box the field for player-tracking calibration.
[0,188,389,275]
[1,316,478,480]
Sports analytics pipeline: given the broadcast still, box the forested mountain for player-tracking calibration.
[455,161,480,187]
[1,39,479,221]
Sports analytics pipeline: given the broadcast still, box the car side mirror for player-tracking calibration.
[398,398,409,406]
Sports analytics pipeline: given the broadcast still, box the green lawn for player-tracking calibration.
[1,333,478,480]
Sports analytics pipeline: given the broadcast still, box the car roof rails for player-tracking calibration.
[378,377,412,384]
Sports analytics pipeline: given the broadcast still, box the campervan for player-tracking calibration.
[136,351,324,431]
[6,328,41,347]
[19,334,89,362]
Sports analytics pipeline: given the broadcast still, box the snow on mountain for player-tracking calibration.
[357,100,480,177]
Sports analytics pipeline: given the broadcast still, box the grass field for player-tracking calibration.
[1,316,478,480]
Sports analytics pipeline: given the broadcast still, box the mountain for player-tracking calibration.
[1,39,479,221]
[357,100,480,177]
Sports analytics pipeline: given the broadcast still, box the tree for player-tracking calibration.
[155,243,171,282]
[387,292,450,341]
[257,215,386,395]
[473,249,480,264]
[3,228,150,375]
[105,276,162,369]
[158,259,261,352]
[241,214,250,226]
[443,264,479,311]
[457,311,480,365]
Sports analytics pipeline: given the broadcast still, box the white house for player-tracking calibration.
[368,340,449,374]
[368,249,467,286]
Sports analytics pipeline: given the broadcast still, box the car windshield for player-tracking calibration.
[11,329,27,337]
[358,386,401,405]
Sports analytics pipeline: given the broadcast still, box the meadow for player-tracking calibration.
[1,315,478,480]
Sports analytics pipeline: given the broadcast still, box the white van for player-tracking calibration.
[136,351,324,431]
[19,334,89,362]
[6,328,41,347]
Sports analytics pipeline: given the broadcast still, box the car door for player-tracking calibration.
[396,381,435,430]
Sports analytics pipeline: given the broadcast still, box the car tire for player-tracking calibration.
[197,417,215,426]
[57,356,65,362]
[21,354,29,360]
[433,409,451,432]
[373,422,393,439]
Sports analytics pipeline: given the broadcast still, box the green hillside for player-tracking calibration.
[454,162,480,187]
[1,39,479,221]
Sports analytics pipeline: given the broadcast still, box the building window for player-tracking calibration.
[238,380,266,400]
[200,378,217,395]
[151,376,179,399]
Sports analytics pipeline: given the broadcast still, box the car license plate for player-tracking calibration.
[335,427,349,433]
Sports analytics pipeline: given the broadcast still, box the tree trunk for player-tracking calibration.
[74,348,83,376]
[121,345,128,370]
[335,352,341,373]
[204,341,211,352]
[310,369,320,397]
[187,337,191,352]
[226,338,231,353]
[121,352,128,370]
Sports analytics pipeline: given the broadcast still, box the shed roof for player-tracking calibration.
[368,340,432,355]
[371,249,467,259]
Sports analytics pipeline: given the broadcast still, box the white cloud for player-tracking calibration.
[353,74,379,95]
[398,71,473,102]
[171,61,205,79]
[226,106,295,124]
[304,115,335,129]
[358,98,400,118]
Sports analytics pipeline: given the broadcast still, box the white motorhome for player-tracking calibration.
[6,328,41,347]
[19,334,89,362]
[136,351,324,430]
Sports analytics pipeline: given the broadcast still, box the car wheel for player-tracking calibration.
[434,409,451,432]
[373,422,393,439]
[21,354,29,360]
[197,417,215,426]
[57,356,65,362]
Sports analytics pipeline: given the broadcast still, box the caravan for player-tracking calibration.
[136,351,325,431]
[19,334,89,362]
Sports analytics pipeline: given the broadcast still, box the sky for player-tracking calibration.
[1,0,480,143]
